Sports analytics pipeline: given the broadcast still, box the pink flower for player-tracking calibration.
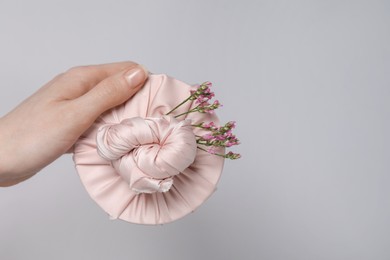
[225,151,241,160]
[227,121,236,129]
[194,86,215,106]
[215,135,225,141]
[202,133,214,141]
[204,81,212,87]
[203,122,215,129]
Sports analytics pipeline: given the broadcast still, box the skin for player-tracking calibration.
[0,61,148,187]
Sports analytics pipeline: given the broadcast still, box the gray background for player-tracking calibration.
[0,0,389,259]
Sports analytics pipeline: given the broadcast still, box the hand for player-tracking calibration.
[0,61,148,186]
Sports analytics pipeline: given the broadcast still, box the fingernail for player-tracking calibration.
[125,65,148,88]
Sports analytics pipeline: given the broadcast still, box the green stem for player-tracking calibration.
[197,146,227,158]
[174,106,199,118]
[166,96,192,116]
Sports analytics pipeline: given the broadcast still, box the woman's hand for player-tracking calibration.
[0,61,148,186]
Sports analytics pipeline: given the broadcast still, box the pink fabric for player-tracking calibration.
[73,74,224,225]
[96,116,197,194]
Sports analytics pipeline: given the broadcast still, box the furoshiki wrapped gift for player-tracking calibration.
[73,74,239,225]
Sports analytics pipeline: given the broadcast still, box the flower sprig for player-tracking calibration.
[166,82,241,160]
[166,81,221,117]
[195,121,241,159]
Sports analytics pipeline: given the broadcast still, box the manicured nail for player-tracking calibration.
[125,65,148,88]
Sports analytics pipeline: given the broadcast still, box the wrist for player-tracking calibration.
[0,118,23,186]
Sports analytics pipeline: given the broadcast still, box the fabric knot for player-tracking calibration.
[96,116,197,194]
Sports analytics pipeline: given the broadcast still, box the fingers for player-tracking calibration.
[53,61,139,100]
[72,65,148,123]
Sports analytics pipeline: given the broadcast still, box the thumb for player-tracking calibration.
[75,65,148,119]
